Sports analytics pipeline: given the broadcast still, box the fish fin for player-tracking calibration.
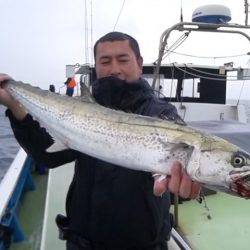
[160,113,186,126]
[75,83,96,103]
[46,140,68,152]
[174,115,187,126]
[168,142,195,165]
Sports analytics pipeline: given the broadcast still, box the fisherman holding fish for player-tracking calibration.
[0,32,201,250]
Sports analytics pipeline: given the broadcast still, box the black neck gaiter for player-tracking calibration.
[91,76,154,113]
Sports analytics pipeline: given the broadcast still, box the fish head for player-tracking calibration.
[227,150,250,198]
[187,141,250,198]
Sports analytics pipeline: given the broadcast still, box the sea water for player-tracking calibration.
[0,106,19,180]
[1,100,250,180]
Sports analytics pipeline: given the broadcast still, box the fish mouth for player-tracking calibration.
[229,170,250,198]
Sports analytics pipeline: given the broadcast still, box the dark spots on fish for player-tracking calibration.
[152,136,156,141]
[207,215,212,220]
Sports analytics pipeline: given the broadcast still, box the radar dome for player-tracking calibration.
[192,5,231,24]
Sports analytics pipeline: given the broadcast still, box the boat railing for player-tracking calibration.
[0,148,35,249]
[152,22,250,89]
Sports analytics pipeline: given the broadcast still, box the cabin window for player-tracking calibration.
[141,74,165,97]
[181,78,200,98]
[160,79,178,99]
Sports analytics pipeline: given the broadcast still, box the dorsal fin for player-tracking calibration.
[77,83,96,103]
[160,113,187,126]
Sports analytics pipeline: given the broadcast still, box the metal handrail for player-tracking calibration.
[152,22,250,89]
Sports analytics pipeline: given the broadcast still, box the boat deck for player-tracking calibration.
[11,171,48,250]
[40,163,73,250]
[173,192,250,250]
[8,154,250,250]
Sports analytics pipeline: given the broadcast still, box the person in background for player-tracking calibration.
[0,31,200,250]
[49,84,55,93]
[65,77,76,96]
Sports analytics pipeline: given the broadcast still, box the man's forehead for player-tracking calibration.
[96,40,133,57]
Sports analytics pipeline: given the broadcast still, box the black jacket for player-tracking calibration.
[6,77,178,248]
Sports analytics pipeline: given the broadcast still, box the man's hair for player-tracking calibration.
[93,31,141,60]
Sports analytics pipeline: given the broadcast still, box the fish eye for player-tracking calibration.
[231,155,246,168]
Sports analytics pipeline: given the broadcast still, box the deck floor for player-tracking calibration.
[11,171,48,250]
[40,163,73,250]
[174,191,250,250]
[12,163,250,250]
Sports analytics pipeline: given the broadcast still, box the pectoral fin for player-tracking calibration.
[46,140,68,152]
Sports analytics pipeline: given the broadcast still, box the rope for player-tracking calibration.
[164,50,249,59]
[113,0,126,30]
[172,63,244,82]
[236,62,250,105]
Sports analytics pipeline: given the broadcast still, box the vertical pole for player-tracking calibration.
[90,0,93,65]
[84,0,89,64]
[245,0,249,26]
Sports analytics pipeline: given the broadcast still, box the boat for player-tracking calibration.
[1,4,250,250]
[146,19,250,250]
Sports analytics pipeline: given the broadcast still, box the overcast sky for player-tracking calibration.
[0,0,250,99]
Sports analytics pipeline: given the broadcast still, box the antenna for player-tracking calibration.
[90,0,93,65]
[245,0,249,25]
[84,0,89,64]
[84,0,94,65]
[180,0,183,22]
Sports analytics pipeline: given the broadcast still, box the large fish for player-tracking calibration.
[2,79,250,198]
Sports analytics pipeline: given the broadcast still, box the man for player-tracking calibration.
[0,32,200,250]
[65,77,77,96]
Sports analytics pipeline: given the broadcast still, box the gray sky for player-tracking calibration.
[0,0,250,99]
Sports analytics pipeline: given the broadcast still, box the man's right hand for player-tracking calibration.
[153,161,201,199]
[0,73,27,120]
[0,73,15,108]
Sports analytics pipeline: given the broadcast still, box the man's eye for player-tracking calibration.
[119,59,129,63]
[101,61,109,65]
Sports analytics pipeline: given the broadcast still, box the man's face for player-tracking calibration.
[95,40,143,82]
